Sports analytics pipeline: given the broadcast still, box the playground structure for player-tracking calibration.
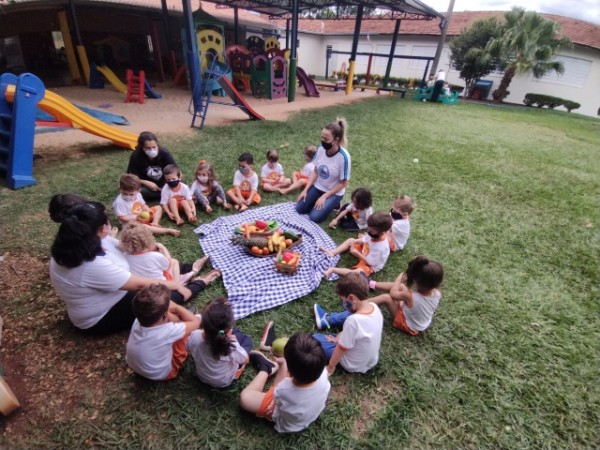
[90,64,162,100]
[0,72,137,189]
[414,85,460,104]
[251,54,287,99]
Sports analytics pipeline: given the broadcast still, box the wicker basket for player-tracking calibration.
[274,249,301,275]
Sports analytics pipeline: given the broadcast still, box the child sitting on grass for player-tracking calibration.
[277,145,316,195]
[240,332,330,433]
[328,187,373,231]
[388,195,414,252]
[322,211,393,279]
[190,160,231,214]
[312,273,383,375]
[186,297,252,389]
[161,164,197,225]
[369,256,444,335]
[260,148,292,193]
[126,284,201,381]
[113,173,179,237]
[227,152,261,211]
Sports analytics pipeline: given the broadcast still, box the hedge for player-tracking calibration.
[523,93,581,112]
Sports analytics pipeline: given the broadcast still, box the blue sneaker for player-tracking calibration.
[314,304,330,330]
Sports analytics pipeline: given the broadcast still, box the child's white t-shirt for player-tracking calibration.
[126,320,187,380]
[102,236,129,271]
[391,218,410,251]
[338,302,383,373]
[273,369,331,433]
[186,330,248,388]
[360,235,390,273]
[403,289,442,332]
[312,146,351,196]
[125,252,168,280]
[301,162,315,178]
[346,204,373,229]
[112,193,146,224]
[190,180,222,198]
[160,183,192,205]
[232,171,259,192]
[260,163,284,182]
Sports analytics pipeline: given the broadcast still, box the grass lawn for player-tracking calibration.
[1,96,599,449]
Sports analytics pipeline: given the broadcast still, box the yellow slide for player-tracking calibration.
[5,86,137,150]
[95,65,128,93]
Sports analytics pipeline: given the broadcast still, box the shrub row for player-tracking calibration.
[523,93,581,112]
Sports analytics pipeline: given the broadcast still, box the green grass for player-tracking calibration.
[1,98,599,449]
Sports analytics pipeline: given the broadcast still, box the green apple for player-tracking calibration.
[139,211,150,220]
[272,337,288,357]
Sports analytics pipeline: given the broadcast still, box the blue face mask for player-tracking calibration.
[239,166,249,175]
[343,300,354,313]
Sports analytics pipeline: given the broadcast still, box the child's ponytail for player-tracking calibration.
[405,255,444,291]
[201,298,235,359]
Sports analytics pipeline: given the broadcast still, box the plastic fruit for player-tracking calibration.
[139,211,150,220]
[284,238,293,247]
[255,220,268,230]
[262,247,270,255]
[282,251,294,263]
[272,337,289,357]
[251,246,261,255]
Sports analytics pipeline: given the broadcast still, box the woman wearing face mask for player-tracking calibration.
[296,118,351,223]
[127,131,177,202]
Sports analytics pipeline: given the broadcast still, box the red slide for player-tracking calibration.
[296,66,320,97]
[216,76,265,121]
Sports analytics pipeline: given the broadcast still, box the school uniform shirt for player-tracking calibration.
[403,289,442,332]
[49,254,131,329]
[160,182,193,205]
[186,330,248,388]
[360,234,390,273]
[273,369,331,433]
[101,236,130,271]
[190,180,217,198]
[346,204,373,230]
[232,171,259,195]
[124,252,168,280]
[126,320,187,380]
[301,162,316,178]
[112,192,146,225]
[260,163,284,182]
[338,303,383,373]
[313,146,351,196]
[391,218,410,251]
[126,147,175,188]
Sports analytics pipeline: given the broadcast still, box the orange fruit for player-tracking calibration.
[262,247,270,255]
[284,238,293,247]
[250,246,261,255]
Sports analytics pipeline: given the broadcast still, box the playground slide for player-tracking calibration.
[296,67,320,97]
[95,65,127,93]
[5,86,137,149]
[144,80,162,99]
[216,76,265,121]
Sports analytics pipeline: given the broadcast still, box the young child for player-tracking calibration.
[328,187,373,231]
[369,256,444,336]
[160,164,197,225]
[126,284,201,381]
[260,148,291,193]
[190,160,231,214]
[312,273,383,374]
[226,152,261,211]
[278,145,317,195]
[322,212,393,279]
[388,195,414,252]
[240,332,330,433]
[112,174,179,237]
[119,223,218,302]
[186,297,252,389]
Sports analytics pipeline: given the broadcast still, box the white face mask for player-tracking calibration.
[144,147,159,159]
[121,193,136,202]
[198,175,208,183]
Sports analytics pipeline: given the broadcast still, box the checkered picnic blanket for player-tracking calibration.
[194,202,339,319]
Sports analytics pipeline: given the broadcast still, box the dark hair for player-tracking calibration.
[304,145,317,159]
[132,284,170,327]
[323,117,348,147]
[48,193,87,223]
[119,173,141,192]
[266,148,279,162]
[284,332,327,384]
[351,188,372,211]
[51,201,108,268]
[136,131,159,150]
[201,297,235,359]
[163,164,180,177]
[405,256,444,291]
[336,272,369,300]
[367,211,393,233]
[238,152,254,165]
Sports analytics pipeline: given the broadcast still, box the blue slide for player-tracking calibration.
[144,80,162,99]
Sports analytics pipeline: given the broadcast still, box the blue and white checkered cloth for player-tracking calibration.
[194,202,339,319]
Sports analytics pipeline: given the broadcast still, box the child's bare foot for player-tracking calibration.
[192,269,222,286]
[234,204,240,210]
[320,247,335,257]
[239,204,249,212]
[223,203,232,210]
[167,228,180,237]
[175,217,184,226]
[188,215,198,225]
[205,205,212,214]
[323,267,335,279]
[192,256,209,273]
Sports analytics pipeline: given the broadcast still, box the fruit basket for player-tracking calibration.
[233,220,279,237]
[274,249,301,275]
[230,230,302,257]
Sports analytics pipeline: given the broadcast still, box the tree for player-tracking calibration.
[487,7,571,102]
[449,17,502,97]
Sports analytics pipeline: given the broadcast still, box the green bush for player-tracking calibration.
[523,93,581,112]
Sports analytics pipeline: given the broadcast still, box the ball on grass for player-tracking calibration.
[413,158,419,164]
[272,337,289,357]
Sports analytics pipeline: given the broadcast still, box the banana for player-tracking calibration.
[268,236,274,252]
[280,240,287,251]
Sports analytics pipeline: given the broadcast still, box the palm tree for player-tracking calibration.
[487,7,571,102]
